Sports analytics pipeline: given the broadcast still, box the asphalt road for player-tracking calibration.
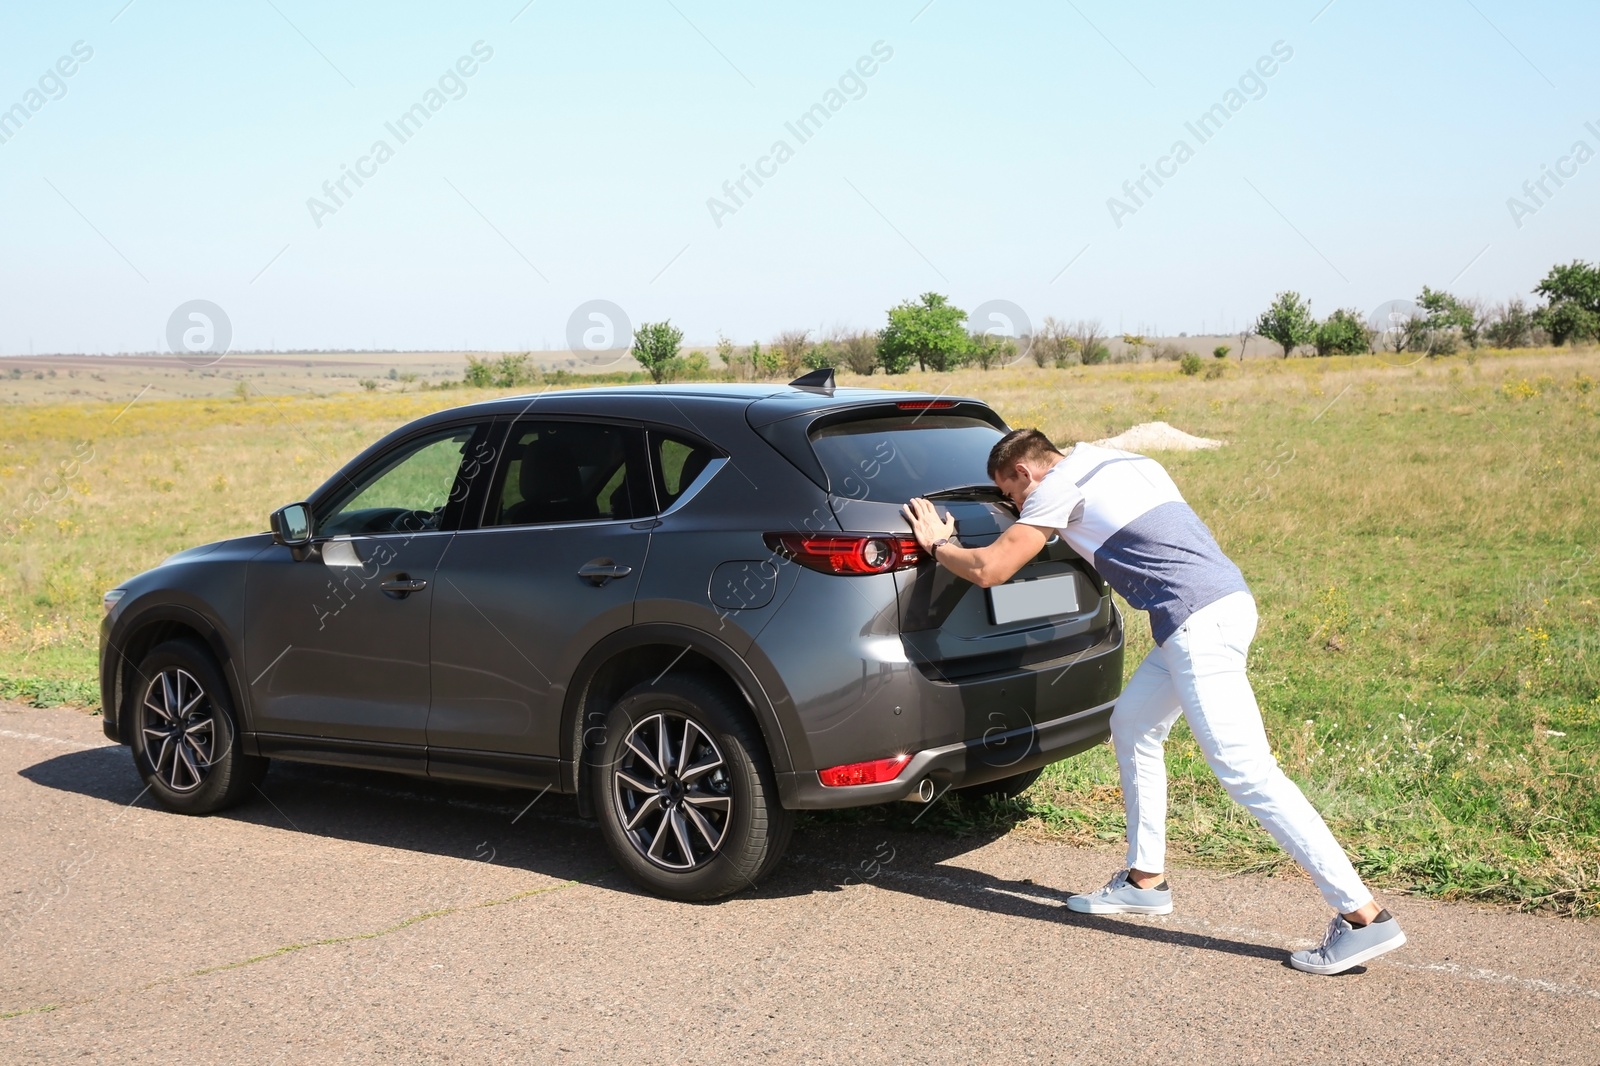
[4,701,1597,1064]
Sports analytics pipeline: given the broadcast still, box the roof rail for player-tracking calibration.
[787,367,835,392]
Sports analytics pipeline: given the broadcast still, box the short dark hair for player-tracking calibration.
[987,428,1063,479]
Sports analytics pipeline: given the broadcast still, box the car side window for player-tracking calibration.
[650,431,720,511]
[485,421,647,526]
[317,427,480,537]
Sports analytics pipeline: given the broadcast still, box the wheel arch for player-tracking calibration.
[102,605,246,746]
[562,624,795,818]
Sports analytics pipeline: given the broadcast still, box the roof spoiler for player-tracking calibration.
[788,367,835,393]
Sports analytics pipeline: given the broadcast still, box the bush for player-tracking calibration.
[1179,353,1203,376]
[463,352,542,388]
[1533,260,1600,346]
[803,342,836,371]
[752,340,782,379]
[1152,342,1187,362]
[1080,341,1111,365]
[840,330,879,375]
[774,329,812,377]
[1416,286,1474,355]
[1314,308,1372,356]
[968,331,1016,370]
[1033,317,1079,368]
[1203,360,1228,380]
[1484,299,1539,348]
[1213,344,1231,359]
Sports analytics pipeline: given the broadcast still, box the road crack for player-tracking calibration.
[0,865,612,1021]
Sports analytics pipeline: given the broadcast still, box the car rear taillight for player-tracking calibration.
[818,753,912,787]
[763,532,925,575]
[895,399,955,410]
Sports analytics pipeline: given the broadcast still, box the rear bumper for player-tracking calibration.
[777,695,1115,810]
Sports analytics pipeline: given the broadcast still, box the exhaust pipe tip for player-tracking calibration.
[902,776,935,803]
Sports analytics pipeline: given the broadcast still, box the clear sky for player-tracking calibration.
[2,0,1597,355]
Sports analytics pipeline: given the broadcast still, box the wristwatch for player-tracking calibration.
[931,537,956,558]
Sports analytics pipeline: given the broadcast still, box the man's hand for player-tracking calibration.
[901,497,956,553]
[900,499,1051,587]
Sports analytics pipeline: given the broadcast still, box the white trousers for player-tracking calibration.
[1112,591,1372,913]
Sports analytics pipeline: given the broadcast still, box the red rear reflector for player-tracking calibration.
[895,400,955,410]
[818,753,912,787]
[763,532,925,575]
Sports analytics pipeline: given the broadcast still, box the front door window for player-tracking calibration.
[320,428,479,537]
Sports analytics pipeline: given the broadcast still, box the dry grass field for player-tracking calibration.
[2,347,1596,913]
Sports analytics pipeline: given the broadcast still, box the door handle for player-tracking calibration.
[380,574,429,596]
[577,561,634,586]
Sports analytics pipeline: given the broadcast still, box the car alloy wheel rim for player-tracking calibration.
[140,668,216,793]
[612,712,732,871]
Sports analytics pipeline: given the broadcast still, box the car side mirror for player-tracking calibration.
[270,503,313,547]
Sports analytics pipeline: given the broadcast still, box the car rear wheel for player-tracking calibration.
[955,766,1044,802]
[592,674,792,901]
[129,639,267,814]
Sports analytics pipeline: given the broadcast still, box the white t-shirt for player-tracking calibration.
[1017,443,1248,644]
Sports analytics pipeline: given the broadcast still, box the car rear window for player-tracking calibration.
[808,415,1004,501]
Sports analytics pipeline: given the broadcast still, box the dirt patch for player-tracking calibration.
[1094,421,1226,451]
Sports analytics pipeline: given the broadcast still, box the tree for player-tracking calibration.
[774,329,812,376]
[1072,319,1107,365]
[1236,328,1254,362]
[1032,316,1078,367]
[877,292,970,374]
[840,330,879,375]
[1462,296,1489,349]
[715,333,749,379]
[631,320,683,383]
[968,331,1017,370]
[1533,259,1600,346]
[464,352,540,387]
[1416,286,1473,354]
[803,338,837,371]
[1313,308,1372,356]
[1255,291,1316,357]
[751,339,782,378]
[1212,344,1231,359]
[1484,298,1538,348]
[1371,307,1418,354]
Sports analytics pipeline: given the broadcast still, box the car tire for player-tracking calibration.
[955,766,1044,802]
[128,638,267,815]
[592,674,792,901]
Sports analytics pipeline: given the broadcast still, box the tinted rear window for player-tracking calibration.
[809,415,1004,501]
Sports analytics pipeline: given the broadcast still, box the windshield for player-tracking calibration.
[808,415,1004,502]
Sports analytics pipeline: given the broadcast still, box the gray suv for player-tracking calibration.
[99,371,1124,900]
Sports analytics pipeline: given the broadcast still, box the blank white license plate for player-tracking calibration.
[987,572,1079,626]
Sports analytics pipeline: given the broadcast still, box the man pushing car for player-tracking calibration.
[901,427,1406,976]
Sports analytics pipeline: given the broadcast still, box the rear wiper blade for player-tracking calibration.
[923,483,1005,500]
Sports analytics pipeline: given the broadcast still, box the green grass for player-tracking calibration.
[1,349,1597,913]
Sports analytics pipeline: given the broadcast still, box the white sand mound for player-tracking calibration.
[1093,421,1226,451]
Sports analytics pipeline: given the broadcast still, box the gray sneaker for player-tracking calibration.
[1289,911,1407,975]
[1066,870,1174,915]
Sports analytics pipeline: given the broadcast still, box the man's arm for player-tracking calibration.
[901,497,1050,588]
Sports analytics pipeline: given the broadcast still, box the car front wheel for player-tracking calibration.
[592,674,792,901]
[129,639,267,814]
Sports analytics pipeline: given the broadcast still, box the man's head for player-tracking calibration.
[987,428,1065,507]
